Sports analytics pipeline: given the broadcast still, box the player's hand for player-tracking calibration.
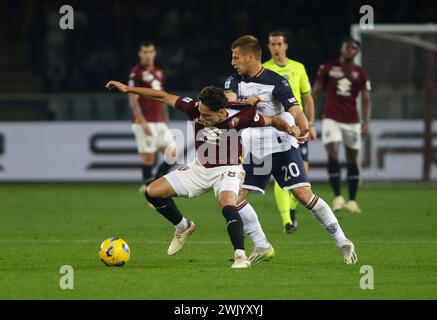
[297,128,310,144]
[361,122,369,137]
[309,126,318,141]
[105,80,129,93]
[243,95,260,106]
[140,120,153,136]
[287,125,301,138]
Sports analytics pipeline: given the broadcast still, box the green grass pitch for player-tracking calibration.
[1,183,436,299]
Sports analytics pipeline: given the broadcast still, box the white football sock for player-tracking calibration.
[175,217,189,232]
[235,249,246,257]
[307,195,348,248]
[238,201,270,249]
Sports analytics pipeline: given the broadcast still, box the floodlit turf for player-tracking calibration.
[1,183,436,299]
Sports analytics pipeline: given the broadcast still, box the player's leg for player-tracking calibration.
[273,181,293,231]
[213,166,251,268]
[155,123,177,179]
[236,155,275,264]
[132,123,158,189]
[145,164,204,255]
[322,119,345,211]
[140,152,156,184]
[285,142,310,233]
[343,123,362,213]
[290,185,357,264]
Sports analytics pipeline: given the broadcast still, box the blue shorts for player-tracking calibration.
[300,142,309,162]
[242,148,310,194]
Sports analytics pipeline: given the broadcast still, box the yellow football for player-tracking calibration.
[99,237,130,266]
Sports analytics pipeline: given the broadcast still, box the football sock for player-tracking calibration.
[144,191,184,226]
[175,217,189,232]
[155,161,173,179]
[141,164,154,184]
[237,201,270,249]
[327,158,341,196]
[222,205,245,251]
[290,209,296,224]
[306,194,348,248]
[347,163,360,201]
[289,192,299,224]
[274,181,292,226]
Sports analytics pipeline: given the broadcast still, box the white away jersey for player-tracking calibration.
[224,68,300,158]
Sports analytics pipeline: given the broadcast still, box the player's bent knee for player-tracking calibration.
[236,189,250,205]
[291,186,313,205]
[218,191,237,209]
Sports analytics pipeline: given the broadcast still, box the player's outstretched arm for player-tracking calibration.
[262,115,301,139]
[106,80,179,107]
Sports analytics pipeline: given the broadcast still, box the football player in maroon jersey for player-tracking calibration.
[313,37,372,213]
[106,81,302,268]
[128,41,176,191]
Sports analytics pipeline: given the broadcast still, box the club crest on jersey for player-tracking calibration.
[229,117,240,128]
[351,71,359,79]
[329,66,344,78]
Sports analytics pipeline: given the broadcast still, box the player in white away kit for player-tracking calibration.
[225,35,357,265]
[106,81,301,268]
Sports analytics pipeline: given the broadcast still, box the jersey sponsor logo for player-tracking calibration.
[329,66,344,78]
[182,97,193,103]
[229,117,240,128]
[142,71,154,82]
[336,78,352,96]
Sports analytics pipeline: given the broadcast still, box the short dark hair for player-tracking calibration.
[268,30,288,44]
[139,40,155,49]
[231,35,262,60]
[342,36,361,49]
[198,86,228,111]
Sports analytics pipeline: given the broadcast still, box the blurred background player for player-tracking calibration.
[128,40,176,191]
[263,30,317,233]
[312,37,372,213]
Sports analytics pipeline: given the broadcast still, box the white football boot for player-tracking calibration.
[248,244,275,264]
[332,195,346,212]
[340,239,358,264]
[345,200,362,213]
[167,221,196,256]
[231,252,251,269]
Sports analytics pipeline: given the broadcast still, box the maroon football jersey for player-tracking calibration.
[128,64,165,123]
[175,96,265,168]
[315,59,371,123]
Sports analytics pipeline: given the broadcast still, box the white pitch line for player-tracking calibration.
[0,239,436,244]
